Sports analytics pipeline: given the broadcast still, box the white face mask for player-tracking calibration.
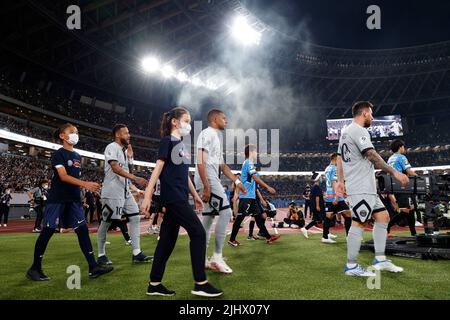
[67,133,79,146]
[178,122,191,136]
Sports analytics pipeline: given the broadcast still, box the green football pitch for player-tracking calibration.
[1,231,449,300]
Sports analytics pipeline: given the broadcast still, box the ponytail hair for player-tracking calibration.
[53,123,74,142]
[159,107,189,138]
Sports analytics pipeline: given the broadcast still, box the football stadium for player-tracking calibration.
[1,0,450,309]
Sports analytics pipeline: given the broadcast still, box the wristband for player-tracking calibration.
[235,179,241,186]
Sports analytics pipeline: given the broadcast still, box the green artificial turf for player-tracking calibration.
[1,231,449,300]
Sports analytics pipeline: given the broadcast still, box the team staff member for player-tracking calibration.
[302,184,311,219]
[0,186,13,227]
[386,139,418,236]
[141,107,222,298]
[26,123,113,281]
[28,180,49,232]
[335,101,408,277]
[300,174,325,239]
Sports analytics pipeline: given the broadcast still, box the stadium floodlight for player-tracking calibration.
[161,65,175,78]
[176,71,188,82]
[231,15,261,46]
[141,56,160,73]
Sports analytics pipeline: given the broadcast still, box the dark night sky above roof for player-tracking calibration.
[244,0,450,49]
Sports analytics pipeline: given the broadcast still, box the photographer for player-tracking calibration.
[386,140,418,237]
[27,179,49,233]
[0,186,13,227]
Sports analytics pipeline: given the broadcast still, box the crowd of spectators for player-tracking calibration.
[0,153,103,192]
[0,113,158,161]
[0,73,159,137]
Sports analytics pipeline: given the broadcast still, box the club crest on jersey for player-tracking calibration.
[67,160,73,166]
[179,148,189,158]
[359,136,369,145]
[73,160,81,168]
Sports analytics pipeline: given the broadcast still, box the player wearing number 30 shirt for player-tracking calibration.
[336,101,409,277]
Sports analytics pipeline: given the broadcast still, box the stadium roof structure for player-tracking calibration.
[1,1,449,119]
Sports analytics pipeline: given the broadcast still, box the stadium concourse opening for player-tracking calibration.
[0,0,450,307]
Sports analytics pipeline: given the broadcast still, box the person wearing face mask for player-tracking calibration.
[141,107,222,298]
[27,123,113,281]
[28,179,49,232]
[97,124,151,267]
[0,186,13,227]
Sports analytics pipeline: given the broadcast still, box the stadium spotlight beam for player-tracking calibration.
[231,15,262,46]
[161,65,175,78]
[141,56,160,73]
[176,71,188,82]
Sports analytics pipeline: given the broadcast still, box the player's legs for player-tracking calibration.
[342,210,352,235]
[229,213,245,242]
[29,203,61,273]
[97,219,112,257]
[213,207,232,255]
[346,219,366,267]
[66,202,98,269]
[345,195,375,276]
[254,214,271,240]
[128,214,141,255]
[248,217,256,237]
[372,210,389,260]
[201,214,215,256]
[372,209,404,272]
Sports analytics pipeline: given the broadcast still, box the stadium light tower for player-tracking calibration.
[141,56,160,73]
[231,15,261,46]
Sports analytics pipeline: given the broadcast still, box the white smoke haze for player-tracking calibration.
[176,7,319,162]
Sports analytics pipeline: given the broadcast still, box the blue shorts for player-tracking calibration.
[43,202,86,229]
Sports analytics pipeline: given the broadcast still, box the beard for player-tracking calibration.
[120,138,129,147]
[363,119,372,128]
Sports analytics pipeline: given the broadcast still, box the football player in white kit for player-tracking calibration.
[195,109,247,274]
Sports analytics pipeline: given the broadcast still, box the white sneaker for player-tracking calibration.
[105,241,111,245]
[344,264,376,277]
[328,233,337,239]
[205,257,211,269]
[415,221,423,227]
[210,256,233,274]
[3,224,7,227]
[300,227,309,239]
[125,240,132,246]
[372,259,404,273]
[321,237,337,244]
